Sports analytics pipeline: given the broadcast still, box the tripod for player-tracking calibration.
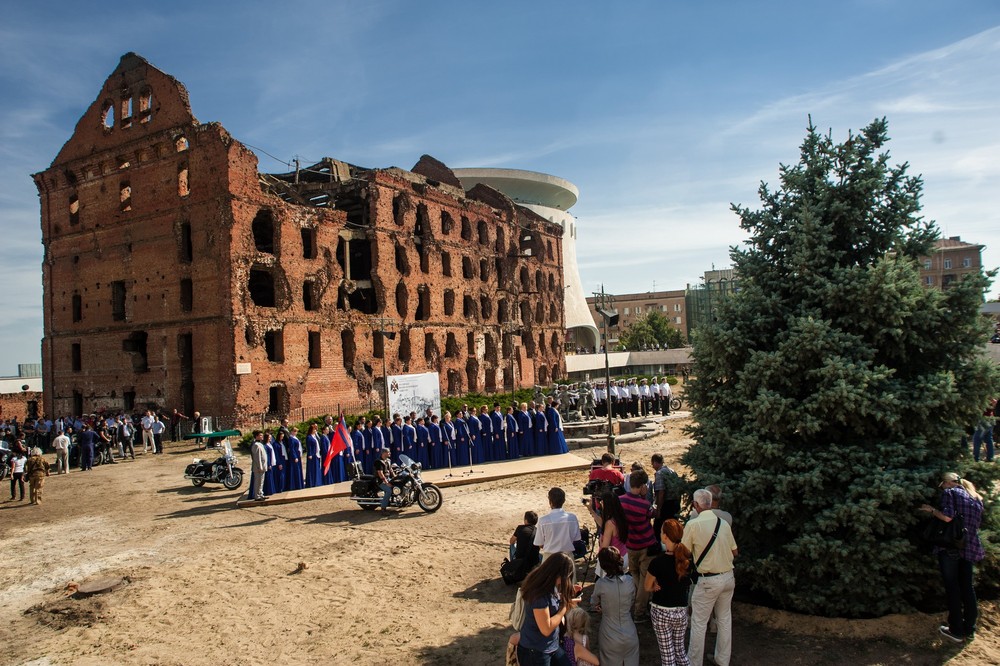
[462,439,484,476]
[442,443,460,480]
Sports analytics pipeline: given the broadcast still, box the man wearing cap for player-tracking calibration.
[683,488,738,666]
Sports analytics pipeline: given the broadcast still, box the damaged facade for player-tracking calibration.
[34,53,566,423]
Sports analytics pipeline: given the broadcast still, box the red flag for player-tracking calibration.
[323,415,351,476]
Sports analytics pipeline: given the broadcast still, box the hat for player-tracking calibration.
[939,472,960,487]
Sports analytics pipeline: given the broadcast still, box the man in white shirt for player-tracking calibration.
[533,487,582,582]
[141,410,155,453]
[151,414,167,454]
[650,377,661,414]
[660,380,673,415]
[52,429,71,474]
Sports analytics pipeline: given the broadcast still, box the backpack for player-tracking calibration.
[508,588,525,630]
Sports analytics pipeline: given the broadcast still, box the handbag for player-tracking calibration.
[690,517,722,584]
[508,588,526,630]
[921,513,967,551]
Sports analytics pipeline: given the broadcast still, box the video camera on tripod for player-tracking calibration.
[582,450,626,498]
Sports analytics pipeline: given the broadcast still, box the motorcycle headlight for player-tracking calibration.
[415,463,422,470]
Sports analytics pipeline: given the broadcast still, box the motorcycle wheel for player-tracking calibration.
[92,454,103,467]
[417,484,443,513]
[191,479,205,487]
[669,397,682,411]
[223,470,244,490]
[0,466,7,481]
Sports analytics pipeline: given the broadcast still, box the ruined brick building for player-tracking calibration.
[34,53,566,423]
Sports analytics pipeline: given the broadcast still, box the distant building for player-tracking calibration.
[685,268,739,336]
[585,290,687,350]
[918,236,984,289]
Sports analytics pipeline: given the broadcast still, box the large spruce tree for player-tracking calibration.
[684,119,997,617]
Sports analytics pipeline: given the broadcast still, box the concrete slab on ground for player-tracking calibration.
[235,452,592,508]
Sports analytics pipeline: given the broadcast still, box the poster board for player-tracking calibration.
[387,372,441,418]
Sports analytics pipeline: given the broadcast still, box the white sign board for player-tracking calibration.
[387,372,441,418]
[236,363,252,375]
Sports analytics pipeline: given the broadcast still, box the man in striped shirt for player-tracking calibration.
[619,469,658,622]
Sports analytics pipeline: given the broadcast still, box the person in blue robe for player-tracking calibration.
[517,404,534,457]
[454,413,471,466]
[533,404,549,455]
[362,419,375,474]
[546,400,569,455]
[326,425,347,483]
[371,417,385,465]
[319,429,333,485]
[505,407,520,459]
[428,415,444,469]
[285,428,304,491]
[390,415,403,464]
[467,411,483,465]
[414,417,431,468]
[402,416,417,461]
[305,424,322,488]
[380,422,393,463]
[441,412,457,469]
[350,421,365,477]
[477,408,493,462]
[269,432,286,494]
[490,405,505,460]
[262,437,277,496]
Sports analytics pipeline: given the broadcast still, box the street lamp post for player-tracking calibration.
[372,317,397,418]
[594,285,618,455]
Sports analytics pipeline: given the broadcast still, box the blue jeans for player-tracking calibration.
[972,423,994,462]
[938,550,977,637]
[516,645,570,666]
[380,482,392,509]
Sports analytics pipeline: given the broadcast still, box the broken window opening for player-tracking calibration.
[485,368,497,394]
[467,331,475,355]
[268,384,288,416]
[447,369,462,396]
[346,287,377,314]
[485,333,497,363]
[466,359,479,392]
[123,331,149,373]
[332,187,368,227]
[112,281,127,321]
[264,330,284,363]
[424,332,437,363]
[463,295,477,319]
[394,242,410,276]
[395,282,409,318]
[551,363,560,383]
[119,181,132,212]
[348,238,373,280]
[72,343,82,373]
[102,102,114,130]
[308,331,322,369]
[138,89,153,123]
[179,222,193,263]
[177,163,189,197]
[551,332,560,354]
[72,294,82,323]
[477,219,489,245]
[252,210,276,254]
[398,329,411,364]
[180,278,193,312]
[445,333,458,359]
[415,286,430,321]
[480,295,492,320]
[415,203,429,238]
[498,299,508,323]
[495,258,504,284]
[392,193,405,225]
[548,273,556,290]
[441,210,454,235]
[549,303,558,323]
[373,330,385,359]
[248,268,276,307]
[301,228,317,259]
[441,251,452,277]
[303,279,317,311]
[538,332,545,354]
[480,259,489,282]
[419,245,429,274]
[520,266,530,292]
[538,365,549,385]
[547,240,554,261]
[519,301,531,326]
[461,216,472,241]
[495,227,506,254]
[175,136,189,152]
[535,270,543,292]
[69,194,80,226]
[462,256,474,280]
[535,302,544,324]
[120,97,133,129]
[341,330,356,376]
[444,289,455,316]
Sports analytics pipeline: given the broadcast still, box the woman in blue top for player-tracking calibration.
[304,424,322,488]
[517,552,575,666]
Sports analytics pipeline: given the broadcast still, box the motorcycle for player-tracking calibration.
[350,454,442,513]
[0,441,11,481]
[184,439,244,490]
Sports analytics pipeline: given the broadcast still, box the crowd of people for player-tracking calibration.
[590,378,673,419]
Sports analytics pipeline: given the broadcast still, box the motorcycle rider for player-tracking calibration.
[375,447,394,513]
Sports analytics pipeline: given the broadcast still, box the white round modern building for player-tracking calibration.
[452,168,599,351]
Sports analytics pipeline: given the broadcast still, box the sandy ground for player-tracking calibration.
[1,418,997,666]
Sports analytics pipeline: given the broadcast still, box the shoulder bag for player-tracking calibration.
[690,516,722,584]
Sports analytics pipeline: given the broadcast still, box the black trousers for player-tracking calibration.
[10,472,24,499]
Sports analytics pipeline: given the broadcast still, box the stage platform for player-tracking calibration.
[235,452,592,508]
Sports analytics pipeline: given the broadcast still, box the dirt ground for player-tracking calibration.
[1,417,997,666]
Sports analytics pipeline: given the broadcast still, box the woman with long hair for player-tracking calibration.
[591,547,639,666]
[920,472,985,642]
[644,519,692,665]
[516,552,576,666]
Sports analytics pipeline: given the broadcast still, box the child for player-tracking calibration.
[563,607,600,666]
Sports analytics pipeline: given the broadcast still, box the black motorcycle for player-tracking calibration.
[350,454,442,513]
[184,439,244,490]
[0,441,11,481]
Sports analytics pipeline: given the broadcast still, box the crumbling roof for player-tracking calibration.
[411,154,463,189]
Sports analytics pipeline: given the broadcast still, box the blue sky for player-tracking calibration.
[1,1,998,374]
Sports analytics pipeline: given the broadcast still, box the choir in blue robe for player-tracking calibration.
[285,434,304,491]
[545,405,569,455]
[390,422,403,463]
[533,409,549,455]
[429,420,444,469]
[380,425,392,459]
[517,409,534,456]
[477,412,493,461]
[320,432,334,485]
[269,434,286,494]
[305,433,322,488]
[468,414,483,465]
[326,428,347,483]
[362,425,374,474]
[351,427,365,476]
[263,439,277,496]
[490,409,505,460]
[506,411,520,459]
[442,419,456,468]
[415,421,431,468]
[372,424,386,457]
